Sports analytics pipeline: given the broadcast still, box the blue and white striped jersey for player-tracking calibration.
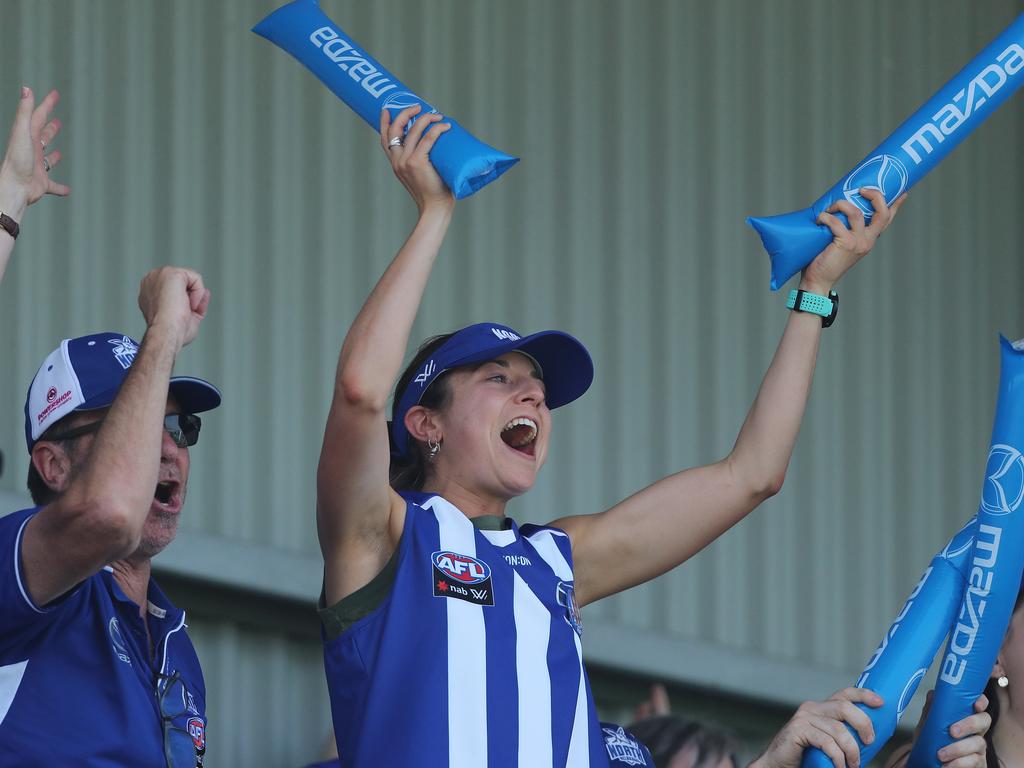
[322,492,608,767]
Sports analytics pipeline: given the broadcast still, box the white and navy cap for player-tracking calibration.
[390,322,593,459]
[24,331,221,451]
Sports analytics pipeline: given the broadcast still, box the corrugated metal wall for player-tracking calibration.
[1,1,1022,764]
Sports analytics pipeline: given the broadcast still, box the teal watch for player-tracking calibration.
[786,289,838,328]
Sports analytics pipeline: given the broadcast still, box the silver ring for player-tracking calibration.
[40,139,46,149]
[387,136,403,149]
[42,157,50,173]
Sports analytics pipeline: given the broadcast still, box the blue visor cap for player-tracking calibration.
[391,323,594,459]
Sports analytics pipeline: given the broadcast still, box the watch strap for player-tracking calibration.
[0,213,19,240]
[786,289,839,328]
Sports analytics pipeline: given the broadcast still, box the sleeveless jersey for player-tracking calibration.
[322,492,608,767]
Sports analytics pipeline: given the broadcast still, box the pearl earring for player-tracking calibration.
[998,675,1010,688]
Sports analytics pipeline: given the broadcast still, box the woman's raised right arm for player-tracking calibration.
[317,105,452,605]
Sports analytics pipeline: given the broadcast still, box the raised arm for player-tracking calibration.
[20,268,210,606]
[318,105,453,606]
[0,87,70,284]
[557,190,905,606]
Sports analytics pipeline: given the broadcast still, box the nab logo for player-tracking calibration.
[107,336,138,370]
[491,328,521,342]
[982,444,1024,515]
[842,154,908,218]
[432,550,495,606]
[414,359,437,387]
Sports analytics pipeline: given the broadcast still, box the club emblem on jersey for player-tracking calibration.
[108,618,132,665]
[432,550,495,606]
[187,716,207,752]
[602,725,650,766]
[557,580,583,636]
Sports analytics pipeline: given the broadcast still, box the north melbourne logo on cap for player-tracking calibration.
[414,359,437,387]
[108,336,139,370]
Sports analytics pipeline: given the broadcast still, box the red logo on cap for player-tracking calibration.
[46,387,57,403]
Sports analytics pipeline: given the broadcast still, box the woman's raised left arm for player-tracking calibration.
[556,188,905,606]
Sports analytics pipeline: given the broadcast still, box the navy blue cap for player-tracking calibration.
[25,332,221,451]
[390,322,593,459]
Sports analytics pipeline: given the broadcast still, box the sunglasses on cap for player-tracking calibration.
[47,413,202,448]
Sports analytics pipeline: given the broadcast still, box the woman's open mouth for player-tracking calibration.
[500,417,538,458]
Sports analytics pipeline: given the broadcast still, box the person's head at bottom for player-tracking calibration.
[627,715,740,768]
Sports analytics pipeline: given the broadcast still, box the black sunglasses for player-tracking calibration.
[48,413,202,448]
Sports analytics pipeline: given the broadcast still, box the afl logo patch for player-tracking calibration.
[432,551,491,584]
[432,551,495,606]
[187,716,207,755]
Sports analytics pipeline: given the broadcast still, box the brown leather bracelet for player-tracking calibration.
[0,212,19,240]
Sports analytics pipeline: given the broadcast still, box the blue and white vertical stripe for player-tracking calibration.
[324,493,607,767]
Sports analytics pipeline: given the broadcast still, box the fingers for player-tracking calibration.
[39,118,60,149]
[822,696,876,747]
[950,710,991,741]
[30,89,59,136]
[973,693,989,714]
[789,690,878,768]
[859,187,895,233]
[936,734,986,767]
[831,687,884,708]
[14,86,34,127]
[817,210,849,241]
[384,103,421,145]
[414,120,451,157]
[401,111,442,156]
[824,199,866,234]
[650,683,671,716]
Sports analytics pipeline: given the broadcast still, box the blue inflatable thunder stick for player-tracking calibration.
[749,14,1024,290]
[909,337,1024,768]
[801,518,977,768]
[252,0,518,199]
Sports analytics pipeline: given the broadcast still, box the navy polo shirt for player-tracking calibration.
[0,506,207,767]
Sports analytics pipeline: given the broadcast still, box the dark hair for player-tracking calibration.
[626,715,740,768]
[984,586,1024,768]
[389,334,456,491]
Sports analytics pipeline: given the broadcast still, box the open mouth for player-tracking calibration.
[153,480,181,511]
[500,417,538,458]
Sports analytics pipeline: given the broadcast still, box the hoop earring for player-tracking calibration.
[999,675,1010,688]
[428,437,441,461]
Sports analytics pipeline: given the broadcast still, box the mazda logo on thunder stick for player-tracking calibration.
[842,154,908,217]
[982,444,1024,515]
[432,551,495,606]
